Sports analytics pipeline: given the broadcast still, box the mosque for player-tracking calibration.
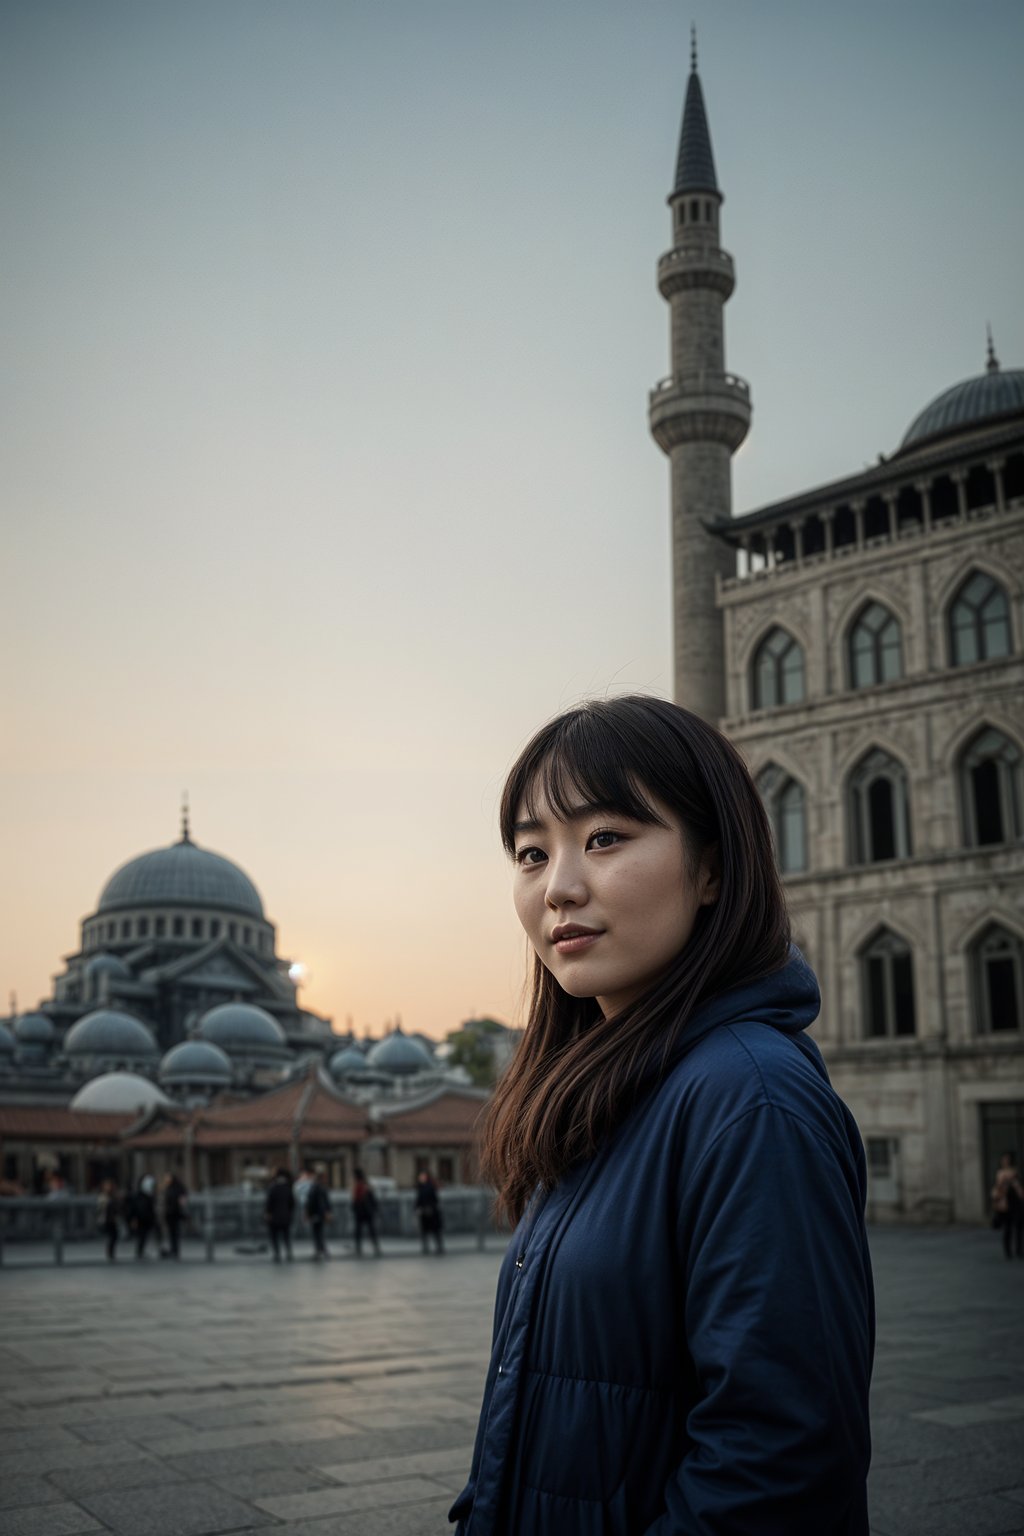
[0,812,488,1194]
[656,40,1024,1222]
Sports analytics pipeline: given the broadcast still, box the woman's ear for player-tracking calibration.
[700,844,721,906]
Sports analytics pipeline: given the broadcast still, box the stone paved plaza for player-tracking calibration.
[0,1227,1022,1536]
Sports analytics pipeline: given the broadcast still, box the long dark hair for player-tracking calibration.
[480,694,790,1223]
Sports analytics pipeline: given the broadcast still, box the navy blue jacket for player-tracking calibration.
[450,948,874,1535]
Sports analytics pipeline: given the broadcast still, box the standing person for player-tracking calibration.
[449,697,874,1536]
[351,1168,380,1257]
[306,1169,332,1260]
[126,1175,157,1260]
[96,1180,120,1262]
[415,1170,444,1255]
[162,1168,189,1259]
[991,1150,1024,1259]
[264,1167,295,1261]
[293,1162,315,1222]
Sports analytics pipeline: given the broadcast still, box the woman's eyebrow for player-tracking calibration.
[513,800,620,835]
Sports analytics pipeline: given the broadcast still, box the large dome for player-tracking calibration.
[900,364,1024,452]
[160,1040,233,1088]
[14,1012,56,1045]
[71,1072,171,1115]
[197,1002,289,1057]
[97,835,264,917]
[366,1029,434,1077]
[64,1009,158,1060]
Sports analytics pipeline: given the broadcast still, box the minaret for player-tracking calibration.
[649,31,750,720]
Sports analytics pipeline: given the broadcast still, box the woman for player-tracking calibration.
[451,696,874,1536]
[991,1150,1024,1259]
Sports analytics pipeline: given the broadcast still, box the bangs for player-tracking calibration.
[500,710,666,852]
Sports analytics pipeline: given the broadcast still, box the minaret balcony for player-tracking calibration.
[657,244,735,300]
[649,371,751,452]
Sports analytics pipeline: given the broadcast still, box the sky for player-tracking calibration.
[2,0,1022,1039]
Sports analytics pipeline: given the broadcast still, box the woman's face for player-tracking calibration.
[511,782,719,1018]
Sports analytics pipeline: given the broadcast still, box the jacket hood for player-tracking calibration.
[673,943,820,1060]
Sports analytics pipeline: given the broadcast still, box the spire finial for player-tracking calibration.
[986,323,1000,374]
[180,791,191,844]
[691,23,698,73]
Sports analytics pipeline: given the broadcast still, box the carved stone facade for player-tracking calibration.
[655,54,1024,1223]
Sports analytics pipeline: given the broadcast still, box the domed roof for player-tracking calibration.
[86,953,132,980]
[160,1040,233,1086]
[70,1072,172,1115]
[15,1012,56,1044]
[64,1009,158,1059]
[97,832,264,917]
[0,1022,15,1054]
[900,356,1024,452]
[328,1045,370,1078]
[366,1028,434,1076]
[197,1002,289,1056]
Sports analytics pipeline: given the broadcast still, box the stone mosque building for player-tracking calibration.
[0,813,487,1194]
[653,42,1024,1222]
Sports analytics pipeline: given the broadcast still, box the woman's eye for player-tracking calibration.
[515,846,546,866]
[587,829,622,850]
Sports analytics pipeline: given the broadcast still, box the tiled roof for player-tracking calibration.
[125,1068,368,1151]
[0,1106,135,1141]
[379,1092,488,1146]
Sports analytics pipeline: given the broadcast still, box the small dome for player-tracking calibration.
[64,1009,159,1060]
[0,1022,15,1055]
[97,835,264,917]
[85,953,132,981]
[328,1045,370,1079]
[197,1002,289,1056]
[160,1040,233,1087]
[71,1072,172,1115]
[366,1028,434,1076]
[15,1013,56,1044]
[900,365,1024,452]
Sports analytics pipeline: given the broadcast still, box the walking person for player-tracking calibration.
[351,1168,381,1256]
[450,696,874,1536]
[415,1170,444,1255]
[991,1150,1024,1259]
[264,1167,295,1261]
[96,1179,120,1262]
[306,1169,332,1260]
[161,1168,189,1259]
[127,1175,157,1260]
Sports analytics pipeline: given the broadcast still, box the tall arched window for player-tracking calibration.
[752,627,805,709]
[757,764,808,873]
[959,727,1023,847]
[849,748,912,863]
[949,572,1012,666]
[849,601,903,688]
[972,925,1024,1033]
[861,929,916,1038]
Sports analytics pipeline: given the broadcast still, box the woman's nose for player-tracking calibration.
[543,849,588,910]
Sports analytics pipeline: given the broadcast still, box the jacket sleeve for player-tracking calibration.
[644,1101,873,1535]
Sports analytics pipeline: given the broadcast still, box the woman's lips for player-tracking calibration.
[552,931,603,954]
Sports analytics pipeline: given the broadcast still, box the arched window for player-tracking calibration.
[972,925,1024,1033]
[757,765,808,873]
[849,601,903,688]
[849,748,912,863]
[861,929,916,1038]
[752,627,805,709]
[959,728,1023,847]
[949,572,1012,666]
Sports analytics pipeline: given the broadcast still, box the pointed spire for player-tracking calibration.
[673,27,719,197]
[986,324,1000,374]
[180,791,191,844]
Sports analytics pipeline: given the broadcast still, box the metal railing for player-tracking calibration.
[0,1188,499,1264]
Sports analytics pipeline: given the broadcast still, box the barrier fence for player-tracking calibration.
[0,1187,498,1264]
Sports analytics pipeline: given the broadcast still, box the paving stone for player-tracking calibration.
[254,1474,452,1521]
[47,1453,188,1498]
[211,1467,337,1501]
[867,1495,1024,1536]
[317,1443,474,1487]
[0,1506,101,1536]
[68,1415,187,1444]
[77,1483,274,1536]
[0,1482,64,1515]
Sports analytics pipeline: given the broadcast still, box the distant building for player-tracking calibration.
[652,44,1024,1221]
